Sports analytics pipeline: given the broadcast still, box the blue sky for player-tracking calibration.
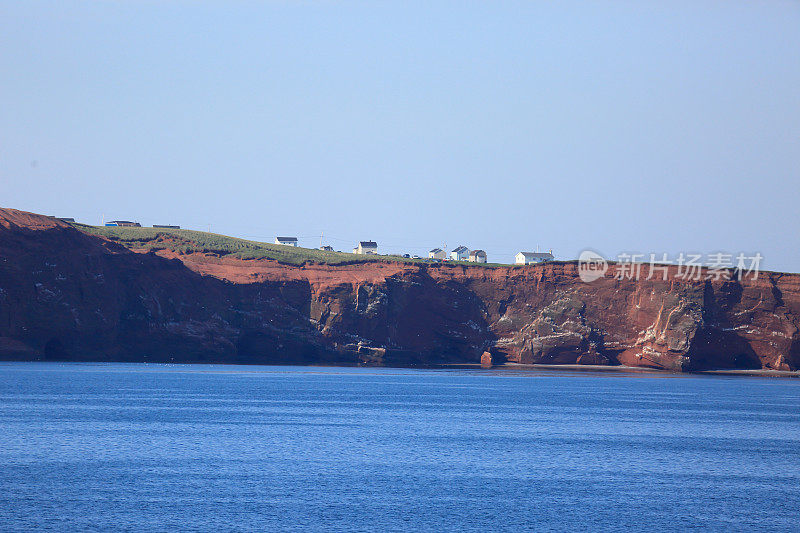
[1,1,798,270]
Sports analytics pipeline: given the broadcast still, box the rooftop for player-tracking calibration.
[518,251,554,257]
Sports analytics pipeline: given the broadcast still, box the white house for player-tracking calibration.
[428,248,446,260]
[320,245,334,251]
[354,241,378,255]
[450,245,469,261]
[516,251,554,264]
[275,236,298,246]
[469,250,487,263]
[105,220,141,227]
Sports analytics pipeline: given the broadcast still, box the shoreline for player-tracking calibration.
[488,362,800,378]
[3,359,798,378]
[692,368,800,378]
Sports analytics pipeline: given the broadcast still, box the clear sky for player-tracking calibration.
[2,1,798,270]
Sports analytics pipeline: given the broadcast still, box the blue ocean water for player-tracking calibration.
[0,363,798,532]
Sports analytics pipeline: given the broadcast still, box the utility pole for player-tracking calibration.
[320,231,324,248]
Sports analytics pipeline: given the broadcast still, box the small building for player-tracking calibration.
[275,236,298,247]
[469,250,487,263]
[153,225,180,229]
[428,248,446,260]
[56,217,75,223]
[354,241,378,255]
[320,245,334,251]
[516,251,554,264]
[450,245,469,261]
[105,220,141,227]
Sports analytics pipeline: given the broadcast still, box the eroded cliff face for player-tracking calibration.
[1,208,798,371]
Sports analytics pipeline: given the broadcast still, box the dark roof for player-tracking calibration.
[110,220,135,224]
[518,251,554,257]
[451,245,469,253]
[276,236,298,241]
[429,248,443,253]
[470,250,486,255]
[359,241,377,247]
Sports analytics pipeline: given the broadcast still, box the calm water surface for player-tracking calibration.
[0,363,798,531]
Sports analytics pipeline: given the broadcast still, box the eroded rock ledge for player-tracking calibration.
[1,208,798,371]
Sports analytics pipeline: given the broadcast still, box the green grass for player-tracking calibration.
[72,224,433,266]
[71,224,553,268]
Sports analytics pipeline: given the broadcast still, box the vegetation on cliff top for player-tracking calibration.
[74,224,512,267]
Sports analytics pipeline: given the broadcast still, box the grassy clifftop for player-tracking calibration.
[74,224,434,266]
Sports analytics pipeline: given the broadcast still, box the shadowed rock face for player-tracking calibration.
[1,208,799,371]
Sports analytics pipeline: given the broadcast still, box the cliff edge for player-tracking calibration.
[1,208,798,371]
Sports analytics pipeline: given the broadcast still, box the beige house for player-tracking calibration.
[516,251,554,264]
[354,241,378,255]
[428,248,446,260]
[469,250,487,263]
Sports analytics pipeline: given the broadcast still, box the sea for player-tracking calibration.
[0,362,798,532]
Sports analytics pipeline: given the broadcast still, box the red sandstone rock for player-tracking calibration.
[481,351,493,368]
[1,207,798,372]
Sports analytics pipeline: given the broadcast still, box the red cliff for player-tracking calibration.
[1,208,798,371]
